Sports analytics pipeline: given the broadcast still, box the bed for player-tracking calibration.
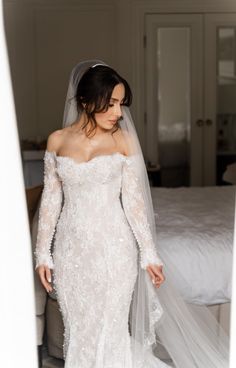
[151,185,235,336]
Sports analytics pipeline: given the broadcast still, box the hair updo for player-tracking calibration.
[74,65,132,136]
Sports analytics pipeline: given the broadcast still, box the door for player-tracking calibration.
[145,14,204,187]
[145,13,236,187]
[205,13,236,185]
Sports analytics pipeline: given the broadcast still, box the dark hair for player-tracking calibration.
[74,65,132,137]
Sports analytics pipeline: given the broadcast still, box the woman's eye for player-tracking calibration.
[109,104,114,107]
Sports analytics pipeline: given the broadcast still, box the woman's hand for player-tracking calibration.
[36,265,53,293]
[146,264,165,288]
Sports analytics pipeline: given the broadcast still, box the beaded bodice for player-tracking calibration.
[35,150,163,270]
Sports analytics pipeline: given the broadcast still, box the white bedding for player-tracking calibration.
[151,185,235,305]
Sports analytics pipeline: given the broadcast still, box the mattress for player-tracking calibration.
[151,185,235,305]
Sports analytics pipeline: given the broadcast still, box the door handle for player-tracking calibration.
[206,119,213,126]
[196,119,204,127]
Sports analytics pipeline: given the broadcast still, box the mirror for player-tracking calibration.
[217,27,236,184]
[3,3,235,367]
[157,27,191,187]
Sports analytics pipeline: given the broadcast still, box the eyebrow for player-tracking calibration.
[110,97,124,103]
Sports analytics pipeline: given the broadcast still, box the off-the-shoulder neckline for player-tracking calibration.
[45,150,127,166]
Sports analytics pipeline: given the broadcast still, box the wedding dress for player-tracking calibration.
[35,150,167,368]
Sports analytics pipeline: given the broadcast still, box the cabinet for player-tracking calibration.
[145,13,236,186]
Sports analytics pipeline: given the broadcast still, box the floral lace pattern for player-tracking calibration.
[35,150,163,367]
[34,151,62,269]
[121,157,163,269]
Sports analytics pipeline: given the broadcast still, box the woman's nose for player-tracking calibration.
[114,103,122,117]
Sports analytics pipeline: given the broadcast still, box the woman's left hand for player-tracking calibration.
[146,264,165,288]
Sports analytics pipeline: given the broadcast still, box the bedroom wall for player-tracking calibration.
[3,0,236,152]
[3,0,134,141]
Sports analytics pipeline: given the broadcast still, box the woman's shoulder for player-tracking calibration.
[46,128,67,153]
[114,128,134,156]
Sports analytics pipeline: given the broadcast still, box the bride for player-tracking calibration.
[35,60,229,368]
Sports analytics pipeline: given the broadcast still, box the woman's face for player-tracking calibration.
[94,83,125,131]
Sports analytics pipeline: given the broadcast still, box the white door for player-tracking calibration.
[145,14,204,186]
[205,13,236,186]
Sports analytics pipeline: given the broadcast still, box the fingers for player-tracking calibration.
[154,265,165,282]
[147,264,165,288]
[146,266,161,288]
[37,266,53,293]
[46,267,52,283]
[146,266,156,281]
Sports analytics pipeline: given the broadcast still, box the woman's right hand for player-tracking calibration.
[36,265,53,293]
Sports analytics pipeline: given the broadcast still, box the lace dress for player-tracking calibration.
[35,150,165,368]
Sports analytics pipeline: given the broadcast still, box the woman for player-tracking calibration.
[35,60,229,368]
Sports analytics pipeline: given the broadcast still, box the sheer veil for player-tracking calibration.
[62,60,229,368]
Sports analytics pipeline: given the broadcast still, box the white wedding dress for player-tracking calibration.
[35,150,167,368]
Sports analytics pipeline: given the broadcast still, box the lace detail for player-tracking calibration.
[34,151,164,367]
[121,157,163,269]
[34,151,63,269]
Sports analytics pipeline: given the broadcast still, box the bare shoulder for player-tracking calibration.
[114,128,135,156]
[46,129,64,153]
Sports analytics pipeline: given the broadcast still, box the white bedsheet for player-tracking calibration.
[151,185,235,305]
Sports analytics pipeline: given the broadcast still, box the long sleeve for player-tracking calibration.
[121,157,163,270]
[34,151,63,269]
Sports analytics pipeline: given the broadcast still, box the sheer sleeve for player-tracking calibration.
[34,151,63,269]
[121,157,163,270]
